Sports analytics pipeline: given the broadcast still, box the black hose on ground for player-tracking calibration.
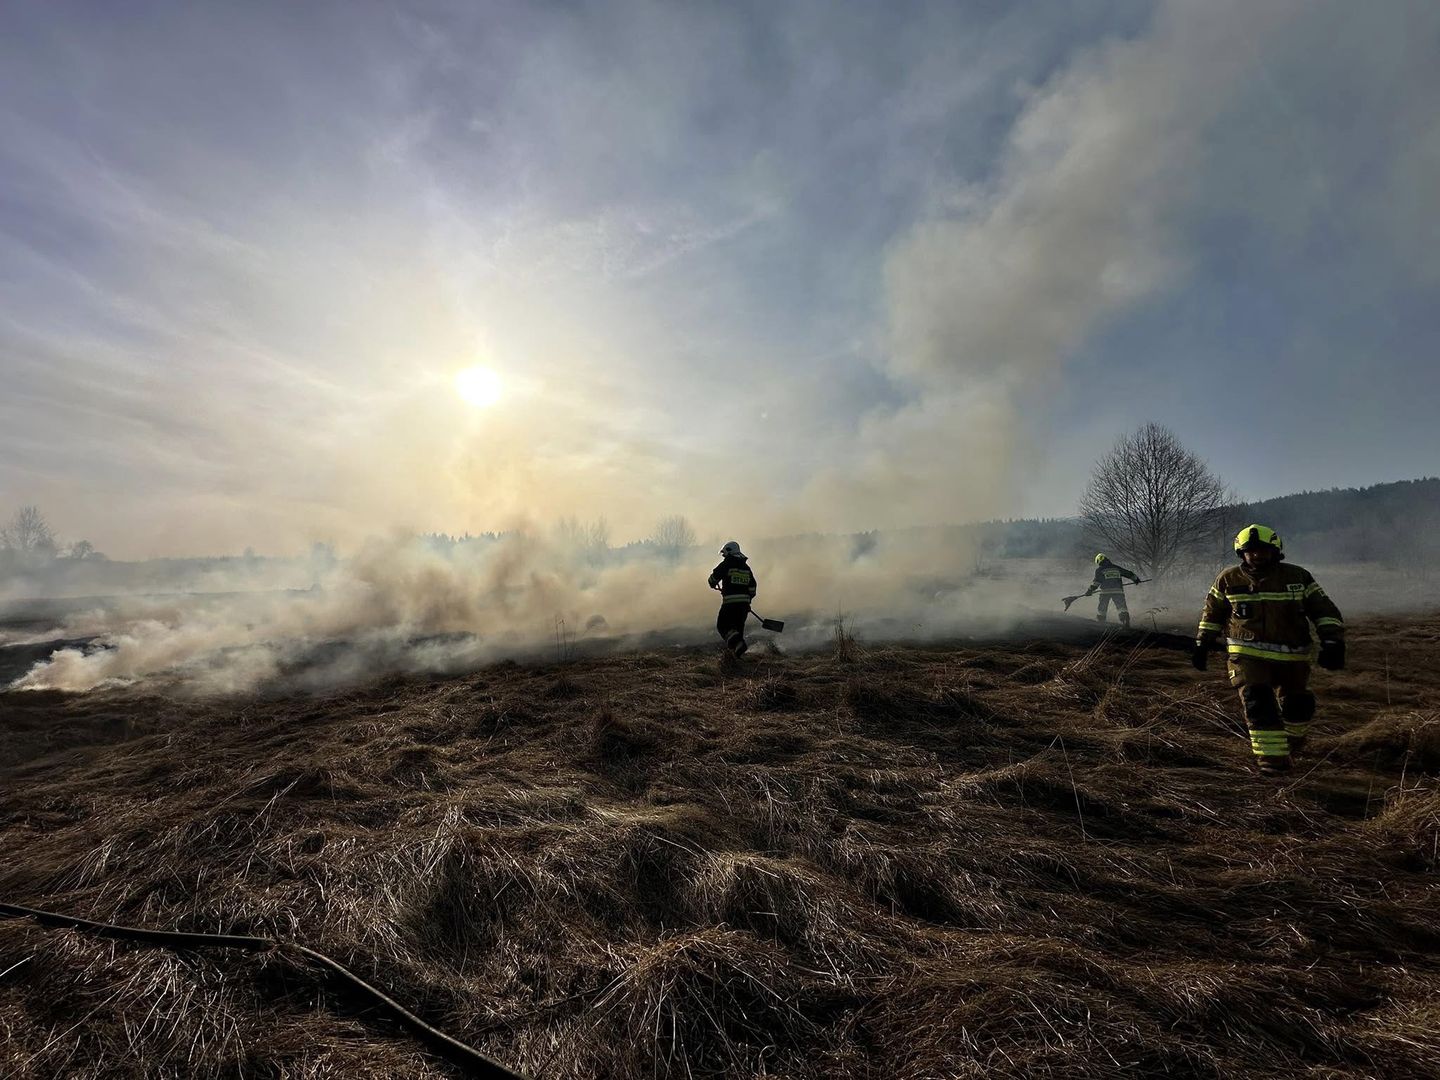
[0,901,530,1080]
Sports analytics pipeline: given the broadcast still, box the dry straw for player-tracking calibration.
[2,615,1438,1077]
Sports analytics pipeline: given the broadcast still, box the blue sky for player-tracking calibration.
[1,0,1437,557]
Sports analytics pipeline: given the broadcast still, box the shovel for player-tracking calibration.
[1061,578,1151,611]
[749,610,785,633]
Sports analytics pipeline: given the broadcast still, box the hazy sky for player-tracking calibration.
[2,0,1437,558]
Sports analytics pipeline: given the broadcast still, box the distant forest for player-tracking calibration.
[2,478,1437,601]
[1234,478,1440,563]
[967,477,1440,565]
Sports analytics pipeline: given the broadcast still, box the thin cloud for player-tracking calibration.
[0,0,1435,558]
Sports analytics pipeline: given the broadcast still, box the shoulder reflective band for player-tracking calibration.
[1209,586,1226,600]
[1304,583,1326,597]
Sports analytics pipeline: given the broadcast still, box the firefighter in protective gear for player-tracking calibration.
[708,541,757,657]
[1192,524,1345,775]
[1084,554,1141,627]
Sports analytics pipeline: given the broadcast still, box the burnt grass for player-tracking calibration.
[2,616,1439,1079]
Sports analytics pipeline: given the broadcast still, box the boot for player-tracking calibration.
[1242,686,1290,776]
[1282,691,1314,755]
[1257,754,1292,776]
[1119,611,1130,629]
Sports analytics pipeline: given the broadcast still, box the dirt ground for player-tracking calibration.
[2,613,1438,1078]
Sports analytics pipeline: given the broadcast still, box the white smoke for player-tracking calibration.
[11,1,1436,693]
[8,524,1086,694]
[796,2,1300,535]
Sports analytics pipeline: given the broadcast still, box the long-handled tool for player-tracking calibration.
[748,610,785,632]
[1062,578,1151,611]
[711,582,783,632]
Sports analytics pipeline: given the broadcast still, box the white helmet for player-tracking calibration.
[720,540,744,558]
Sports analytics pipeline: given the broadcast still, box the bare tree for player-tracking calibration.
[650,515,696,561]
[583,517,611,567]
[1079,423,1230,579]
[1,506,58,559]
[554,516,610,567]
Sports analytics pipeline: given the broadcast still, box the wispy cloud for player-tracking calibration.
[0,0,1435,557]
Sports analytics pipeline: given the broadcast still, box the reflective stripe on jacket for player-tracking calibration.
[708,557,757,604]
[1093,562,1139,594]
[1197,561,1343,661]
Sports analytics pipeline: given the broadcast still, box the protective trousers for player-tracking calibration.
[716,603,749,655]
[1227,656,1315,773]
[1097,592,1129,627]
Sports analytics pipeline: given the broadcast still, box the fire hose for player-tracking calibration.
[0,901,530,1079]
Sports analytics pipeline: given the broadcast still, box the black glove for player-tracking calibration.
[1318,639,1345,670]
[1190,640,1209,671]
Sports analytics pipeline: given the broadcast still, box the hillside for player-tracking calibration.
[2,616,1439,1078]
[1236,478,1440,565]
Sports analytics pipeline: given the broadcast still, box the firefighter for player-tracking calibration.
[1192,524,1345,775]
[708,540,757,657]
[1085,554,1141,627]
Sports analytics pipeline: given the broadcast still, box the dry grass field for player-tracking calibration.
[2,614,1438,1078]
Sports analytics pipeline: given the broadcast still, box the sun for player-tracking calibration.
[454,365,504,408]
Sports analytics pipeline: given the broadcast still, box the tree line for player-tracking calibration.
[0,505,104,574]
[9,434,1429,585]
[422,515,700,565]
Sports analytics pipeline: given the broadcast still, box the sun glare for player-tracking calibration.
[454,365,504,408]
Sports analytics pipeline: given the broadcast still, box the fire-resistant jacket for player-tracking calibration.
[708,556,757,605]
[1197,561,1344,662]
[1091,561,1140,595]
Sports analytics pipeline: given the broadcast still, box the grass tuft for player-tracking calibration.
[3,614,1439,1077]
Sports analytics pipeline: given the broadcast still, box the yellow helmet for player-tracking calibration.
[1234,524,1283,558]
[1094,553,1108,565]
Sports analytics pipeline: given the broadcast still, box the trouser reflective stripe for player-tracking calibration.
[1240,685,1289,758]
[1249,729,1290,756]
[1233,661,1313,762]
[1282,690,1315,739]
